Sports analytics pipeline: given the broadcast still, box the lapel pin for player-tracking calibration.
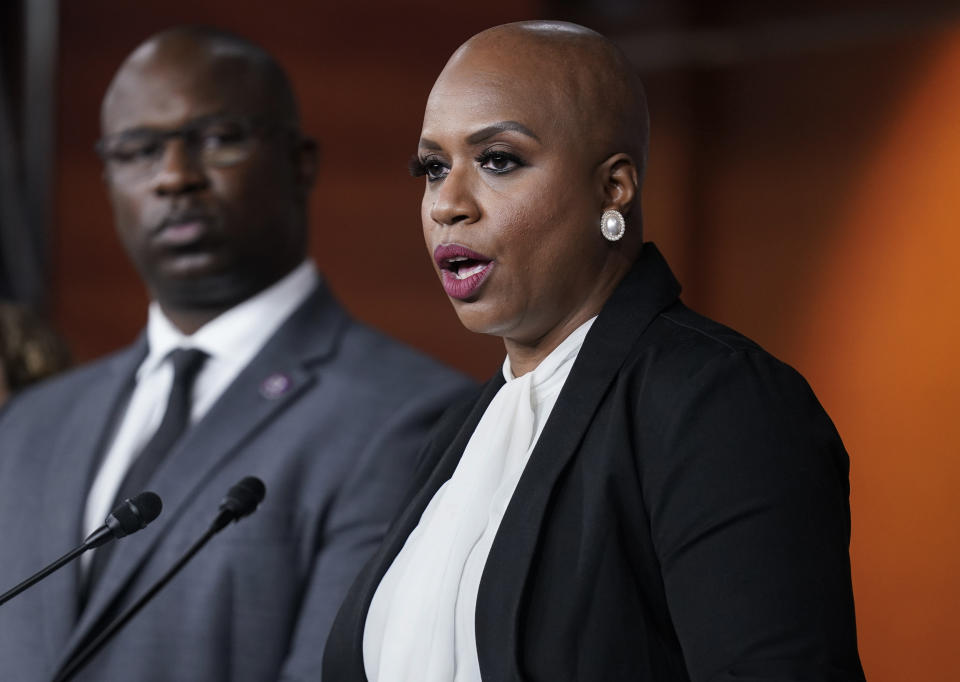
[260,372,292,400]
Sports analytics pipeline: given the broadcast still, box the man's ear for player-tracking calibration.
[295,136,319,190]
[597,152,639,215]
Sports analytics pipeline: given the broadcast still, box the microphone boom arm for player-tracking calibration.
[53,477,265,682]
[0,492,162,608]
[52,520,222,682]
[0,544,87,607]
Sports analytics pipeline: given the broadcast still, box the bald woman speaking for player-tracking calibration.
[324,21,865,682]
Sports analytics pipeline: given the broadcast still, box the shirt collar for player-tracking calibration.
[140,260,319,379]
[501,315,597,386]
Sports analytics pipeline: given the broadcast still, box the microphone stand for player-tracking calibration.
[53,514,230,682]
[53,472,265,682]
[0,545,87,607]
[0,492,162,608]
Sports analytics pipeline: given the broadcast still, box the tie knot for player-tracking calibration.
[169,348,208,383]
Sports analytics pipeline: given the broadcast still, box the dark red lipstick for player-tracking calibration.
[433,243,495,300]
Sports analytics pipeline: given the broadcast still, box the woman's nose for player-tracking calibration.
[429,168,480,226]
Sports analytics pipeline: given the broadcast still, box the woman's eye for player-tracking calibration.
[424,162,448,181]
[479,152,522,173]
[408,155,449,181]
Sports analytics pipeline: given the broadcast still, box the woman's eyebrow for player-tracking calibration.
[417,121,540,151]
[466,121,540,144]
[418,137,442,150]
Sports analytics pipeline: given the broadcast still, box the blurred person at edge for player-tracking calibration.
[0,25,474,682]
[324,20,866,682]
[0,301,71,406]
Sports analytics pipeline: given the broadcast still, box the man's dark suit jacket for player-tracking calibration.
[0,281,475,681]
[324,244,866,681]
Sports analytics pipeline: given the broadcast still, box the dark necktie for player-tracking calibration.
[85,347,208,593]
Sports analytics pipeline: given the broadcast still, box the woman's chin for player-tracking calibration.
[450,299,515,339]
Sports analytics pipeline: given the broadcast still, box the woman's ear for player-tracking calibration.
[597,152,639,216]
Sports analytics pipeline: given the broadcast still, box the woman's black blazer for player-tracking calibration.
[323,244,865,681]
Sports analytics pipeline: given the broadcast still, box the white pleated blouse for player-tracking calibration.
[362,316,596,682]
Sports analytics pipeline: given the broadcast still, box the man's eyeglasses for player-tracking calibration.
[95,116,295,181]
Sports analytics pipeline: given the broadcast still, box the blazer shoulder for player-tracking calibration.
[632,302,803,384]
[331,318,476,398]
[267,281,474,399]
[0,343,141,423]
[656,303,764,355]
[615,302,833,443]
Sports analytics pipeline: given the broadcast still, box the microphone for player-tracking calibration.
[0,492,162,607]
[210,475,267,533]
[54,477,266,682]
[83,492,164,549]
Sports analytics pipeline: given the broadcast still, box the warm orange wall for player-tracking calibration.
[802,33,960,682]
[677,26,960,682]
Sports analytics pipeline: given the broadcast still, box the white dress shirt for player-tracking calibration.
[363,316,596,682]
[81,261,319,549]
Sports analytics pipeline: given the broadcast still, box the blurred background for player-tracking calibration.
[2,1,958,679]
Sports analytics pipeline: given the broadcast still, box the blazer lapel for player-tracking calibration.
[325,374,504,681]
[57,284,348,671]
[38,339,146,663]
[475,243,682,681]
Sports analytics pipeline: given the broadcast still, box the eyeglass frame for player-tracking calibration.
[94,114,301,178]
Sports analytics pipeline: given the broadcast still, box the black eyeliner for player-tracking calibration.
[475,149,525,173]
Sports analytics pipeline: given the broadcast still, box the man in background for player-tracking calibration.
[0,26,473,681]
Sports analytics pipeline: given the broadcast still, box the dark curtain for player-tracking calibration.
[0,0,56,308]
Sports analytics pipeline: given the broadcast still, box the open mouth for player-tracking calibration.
[434,244,493,275]
[433,244,495,300]
[444,255,491,280]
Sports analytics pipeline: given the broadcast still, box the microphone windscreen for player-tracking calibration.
[219,477,266,520]
[131,491,163,525]
[110,491,163,538]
